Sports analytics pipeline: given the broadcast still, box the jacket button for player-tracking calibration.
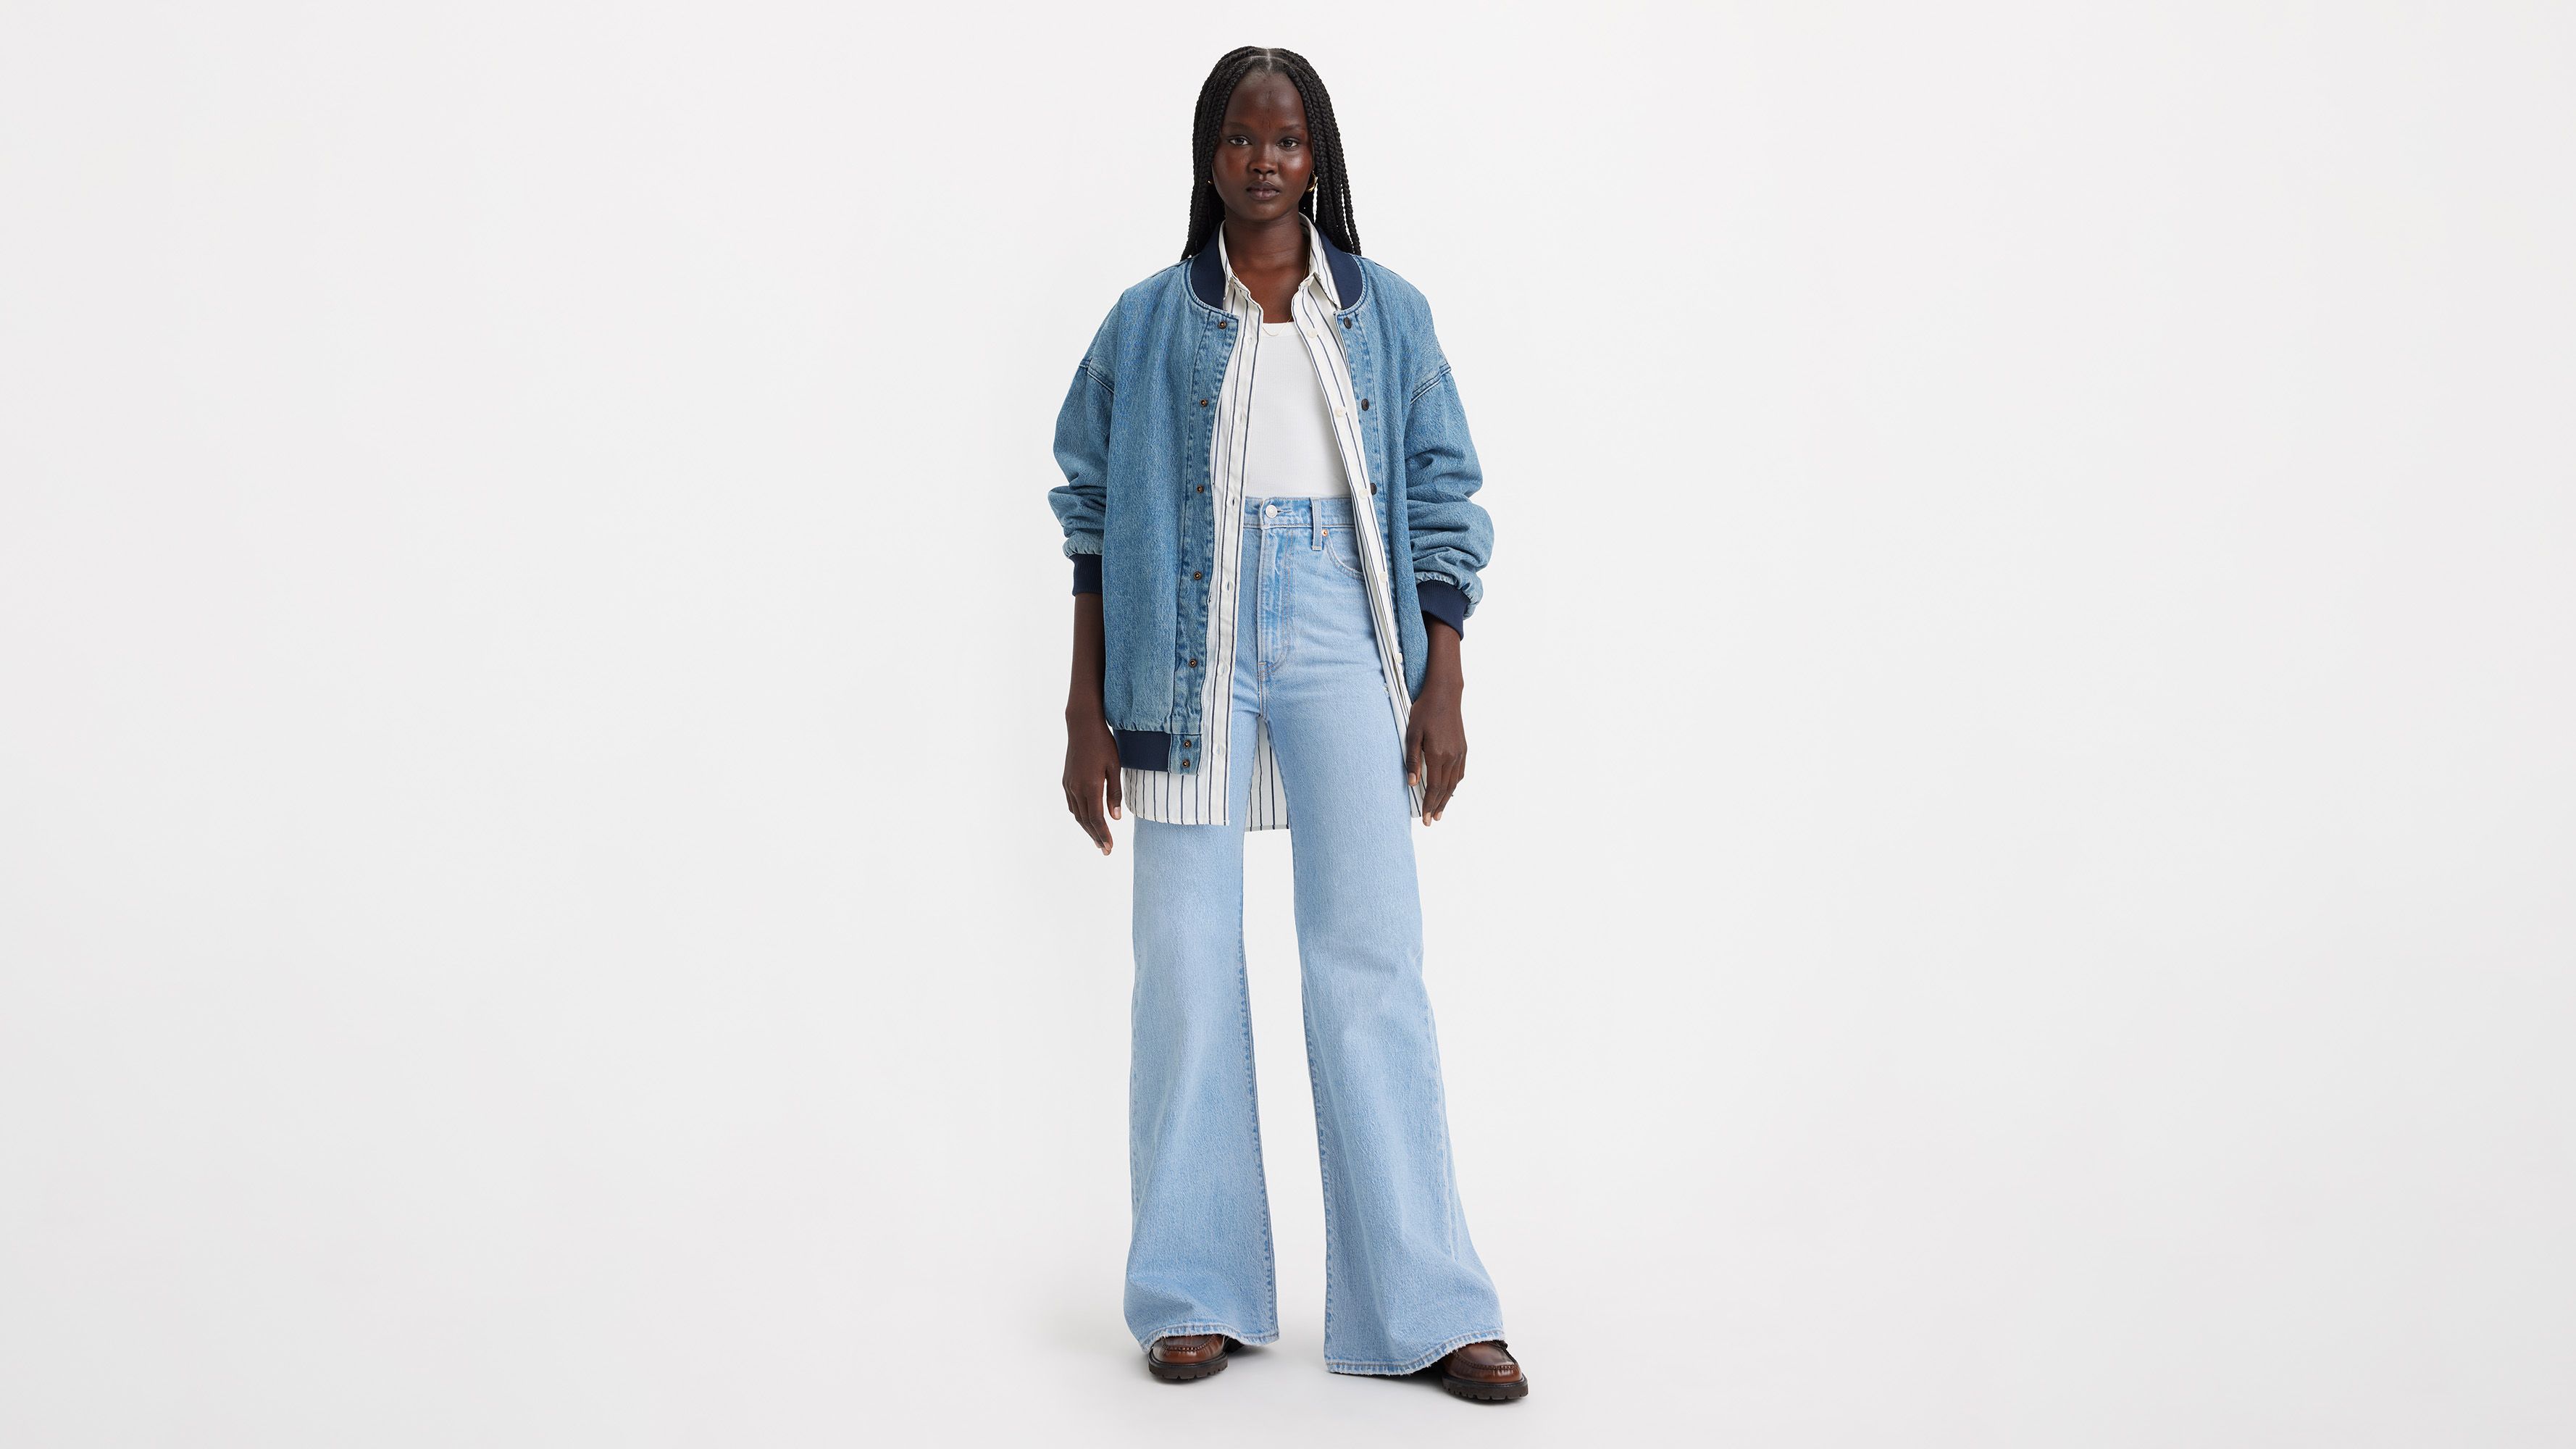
[1218,320,1229,329]
[1192,571,1203,580]
[1341,317,1350,329]
[1370,482,1378,494]
[1189,657,1200,667]
[1197,484,1205,493]
[1181,759,1192,768]
[1360,398,1371,410]
[1199,398,1209,407]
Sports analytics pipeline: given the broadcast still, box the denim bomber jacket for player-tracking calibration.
[1048,225,1494,774]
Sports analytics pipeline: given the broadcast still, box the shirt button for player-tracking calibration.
[1264,504,1277,517]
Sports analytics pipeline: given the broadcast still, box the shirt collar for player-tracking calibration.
[1214,212,1341,313]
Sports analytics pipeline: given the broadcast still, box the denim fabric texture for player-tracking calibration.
[1048,226,1493,779]
[1114,217,1423,830]
[1123,495,1504,1374]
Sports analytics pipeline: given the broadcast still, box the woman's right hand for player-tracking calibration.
[1063,714,1123,855]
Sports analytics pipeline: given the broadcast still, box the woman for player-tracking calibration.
[1049,46,1524,1404]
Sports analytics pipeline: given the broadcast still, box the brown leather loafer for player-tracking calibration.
[1146,1332,1231,1382]
[1437,1340,1528,1401]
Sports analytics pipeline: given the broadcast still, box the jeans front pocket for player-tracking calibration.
[1321,524,1368,582]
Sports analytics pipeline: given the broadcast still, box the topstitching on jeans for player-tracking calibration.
[1324,1327,1510,1377]
[1321,525,1368,581]
[1267,527,1301,679]
[1136,1320,1281,1349]
[1297,968,1345,1353]
[1421,985,1459,1256]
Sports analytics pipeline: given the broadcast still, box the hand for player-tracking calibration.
[1063,714,1123,854]
[1405,674,1467,823]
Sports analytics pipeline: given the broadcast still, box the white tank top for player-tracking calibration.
[1242,320,1350,498]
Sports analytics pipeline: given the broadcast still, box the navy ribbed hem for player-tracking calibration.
[1113,728,1171,770]
[1071,553,1102,595]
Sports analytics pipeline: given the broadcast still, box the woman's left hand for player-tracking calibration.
[1405,619,1467,822]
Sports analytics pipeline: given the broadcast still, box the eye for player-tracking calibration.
[1281,137,1300,148]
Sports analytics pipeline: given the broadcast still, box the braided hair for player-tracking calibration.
[1182,46,1360,261]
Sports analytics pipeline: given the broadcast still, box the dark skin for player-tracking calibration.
[1065,72,1468,855]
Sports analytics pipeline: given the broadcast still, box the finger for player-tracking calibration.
[1069,785,1112,853]
[1431,751,1465,820]
[1105,762,1123,821]
[1418,753,1447,824]
[1405,723,1424,787]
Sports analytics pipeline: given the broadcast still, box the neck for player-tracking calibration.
[1221,210,1308,270]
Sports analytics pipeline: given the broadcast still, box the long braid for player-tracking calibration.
[1180,47,1361,261]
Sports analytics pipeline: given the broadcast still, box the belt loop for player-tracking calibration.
[1310,499,1324,550]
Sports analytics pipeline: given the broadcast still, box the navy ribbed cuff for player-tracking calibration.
[1417,578,1468,639]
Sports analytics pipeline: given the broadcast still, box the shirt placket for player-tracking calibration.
[1291,277,1429,821]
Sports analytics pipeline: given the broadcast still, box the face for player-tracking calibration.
[1209,70,1313,223]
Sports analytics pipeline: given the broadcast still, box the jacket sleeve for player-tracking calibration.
[1401,355,1493,638]
[1048,312,1118,596]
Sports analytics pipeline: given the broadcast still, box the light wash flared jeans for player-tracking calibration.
[1125,493,1504,1376]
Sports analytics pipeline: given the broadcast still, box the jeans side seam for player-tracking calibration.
[1234,877,1279,1326]
[1422,984,1458,1256]
[1300,966,1339,1354]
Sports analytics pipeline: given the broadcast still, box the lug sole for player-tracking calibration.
[1441,1372,1529,1402]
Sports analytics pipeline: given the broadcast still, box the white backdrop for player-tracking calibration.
[4,3,2572,1445]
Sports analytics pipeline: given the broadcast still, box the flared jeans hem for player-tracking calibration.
[1132,1319,1280,1351]
[1323,1327,1510,1377]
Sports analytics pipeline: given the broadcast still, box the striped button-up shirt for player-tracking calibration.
[1121,215,1428,832]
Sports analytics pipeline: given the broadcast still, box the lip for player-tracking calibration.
[1245,184,1280,199]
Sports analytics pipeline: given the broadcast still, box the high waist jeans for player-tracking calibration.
[1125,493,1504,1375]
